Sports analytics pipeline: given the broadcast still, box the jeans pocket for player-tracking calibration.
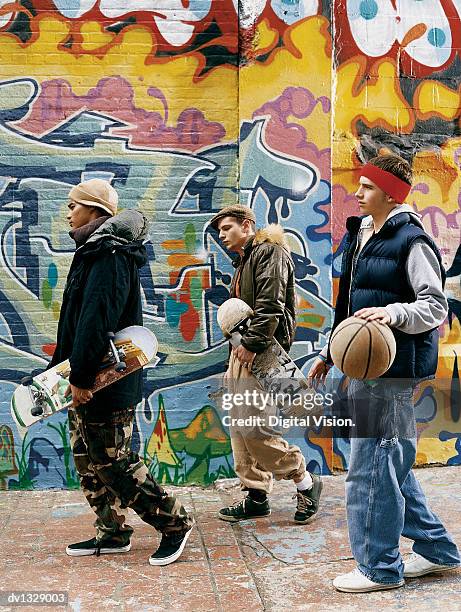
[379,436,399,448]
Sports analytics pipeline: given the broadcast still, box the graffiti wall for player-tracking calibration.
[0,1,459,490]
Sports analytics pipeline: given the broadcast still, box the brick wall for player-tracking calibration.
[0,1,460,490]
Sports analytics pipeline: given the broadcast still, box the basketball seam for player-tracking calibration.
[332,318,394,379]
[364,325,372,379]
[340,321,367,374]
[330,320,364,346]
[370,321,393,370]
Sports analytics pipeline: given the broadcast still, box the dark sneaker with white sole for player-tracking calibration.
[149,524,195,566]
[218,495,271,522]
[66,537,131,557]
[294,474,323,524]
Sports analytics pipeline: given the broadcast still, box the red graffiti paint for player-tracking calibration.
[42,343,56,357]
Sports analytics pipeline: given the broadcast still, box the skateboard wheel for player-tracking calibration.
[31,404,44,417]
[115,361,127,372]
[20,375,34,386]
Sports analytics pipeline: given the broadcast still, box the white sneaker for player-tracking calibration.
[333,568,404,593]
[404,553,460,578]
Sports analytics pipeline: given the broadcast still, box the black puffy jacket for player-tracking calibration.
[49,210,149,412]
[329,213,445,379]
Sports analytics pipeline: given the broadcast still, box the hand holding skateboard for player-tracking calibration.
[64,383,93,408]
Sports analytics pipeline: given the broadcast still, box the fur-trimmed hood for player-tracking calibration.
[251,224,291,253]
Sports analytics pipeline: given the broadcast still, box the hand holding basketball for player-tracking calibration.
[354,307,391,325]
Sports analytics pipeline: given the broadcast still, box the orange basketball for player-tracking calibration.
[329,316,396,379]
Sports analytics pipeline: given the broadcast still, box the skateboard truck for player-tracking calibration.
[30,392,49,417]
[107,332,127,372]
[228,317,251,348]
[20,377,50,417]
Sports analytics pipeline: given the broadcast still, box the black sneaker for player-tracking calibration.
[294,474,323,524]
[66,537,131,557]
[149,524,194,566]
[218,495,271,523]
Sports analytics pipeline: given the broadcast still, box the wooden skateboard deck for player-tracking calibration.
[11,326,158,428]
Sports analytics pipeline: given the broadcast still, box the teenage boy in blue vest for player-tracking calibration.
[309,154,460,593]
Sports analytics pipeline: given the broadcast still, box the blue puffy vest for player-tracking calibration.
[332,213,445,379]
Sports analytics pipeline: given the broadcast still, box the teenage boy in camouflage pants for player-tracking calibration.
[52,179,194,565]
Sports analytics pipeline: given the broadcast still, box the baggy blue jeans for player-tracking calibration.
[346,379,460,584]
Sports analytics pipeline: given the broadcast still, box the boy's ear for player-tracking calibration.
[90,206,106,217]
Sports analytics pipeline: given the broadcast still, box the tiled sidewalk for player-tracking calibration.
[1,467,460,611]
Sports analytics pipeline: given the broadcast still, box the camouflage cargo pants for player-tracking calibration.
[68,406,193,545]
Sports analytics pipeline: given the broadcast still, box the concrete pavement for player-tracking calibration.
[1,466,460,611]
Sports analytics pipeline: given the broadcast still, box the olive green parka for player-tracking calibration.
[230,224,296,354]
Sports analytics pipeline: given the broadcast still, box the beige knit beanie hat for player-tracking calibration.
[68,179,118,216]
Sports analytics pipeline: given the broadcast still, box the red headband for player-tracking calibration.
[360,163,411,204]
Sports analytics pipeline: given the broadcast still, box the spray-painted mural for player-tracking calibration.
[0,0,459,490]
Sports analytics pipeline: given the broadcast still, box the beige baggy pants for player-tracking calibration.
[226,351,306,494]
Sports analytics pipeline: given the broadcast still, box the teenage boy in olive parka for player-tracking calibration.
[210,205,323,525]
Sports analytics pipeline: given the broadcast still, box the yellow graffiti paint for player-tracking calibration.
[335,58,412,133]
[240,17,331,152]
[412,148,460,210]
[79,21,115,51]
[52,301,61,320]
[415,80,460,121]
[439,320,461,366]
[0,16,331,147]
[146,400,181,467]
[254,18,278,55]
[416,438,457,466]
[332,138,358,172]
[0,16,237,138]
